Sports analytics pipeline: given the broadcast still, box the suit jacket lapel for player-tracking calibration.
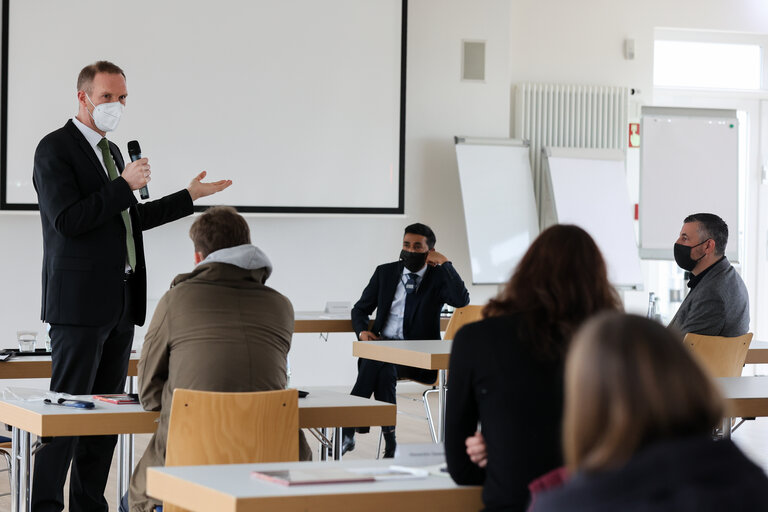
[65,120,108,185]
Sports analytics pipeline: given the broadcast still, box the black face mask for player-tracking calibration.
[399,250,428,272]
[673,239,709,272]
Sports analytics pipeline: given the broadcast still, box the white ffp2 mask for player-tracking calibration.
[86,94,124,132]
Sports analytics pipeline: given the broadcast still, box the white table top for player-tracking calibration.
[717,376,768,418]
[718,376,768,398]
[352,340,452,370]
[147,458,482,512]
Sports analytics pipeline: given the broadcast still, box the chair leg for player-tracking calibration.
[0,449,11,498]
[376,429,383,460]
[423,388,439,443]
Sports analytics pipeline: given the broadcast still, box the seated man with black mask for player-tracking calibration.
[342,223,469,457]
[669,213,749,337]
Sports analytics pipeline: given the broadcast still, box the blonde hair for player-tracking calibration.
[563,313,725,472]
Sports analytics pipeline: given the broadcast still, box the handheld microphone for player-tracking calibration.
[127,140,149,199]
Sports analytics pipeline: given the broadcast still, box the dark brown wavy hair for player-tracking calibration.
[483,224,621,359]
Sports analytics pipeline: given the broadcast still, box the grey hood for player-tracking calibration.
[200,244,273,280]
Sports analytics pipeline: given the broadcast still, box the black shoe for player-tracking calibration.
[342,434,356,455]
[383,431,397,458]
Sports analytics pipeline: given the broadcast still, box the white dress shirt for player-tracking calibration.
[381,264,428,340]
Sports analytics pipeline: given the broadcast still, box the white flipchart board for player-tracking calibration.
[455,137,539,284]
[542,147,643,289]
[640,107,739,261]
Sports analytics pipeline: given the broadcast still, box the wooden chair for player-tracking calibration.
[683,332,753,378]
[683,332,753,436]
[442,305,484,341]
[0,438,10,499]
[163,388,299,512]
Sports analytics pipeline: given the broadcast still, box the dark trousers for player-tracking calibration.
[32,282,135,512]
[345,358,438,437]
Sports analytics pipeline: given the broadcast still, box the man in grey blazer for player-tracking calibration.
[669,213,749,337]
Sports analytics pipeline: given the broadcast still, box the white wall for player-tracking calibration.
[508,0,768,102]
[507,0,768,314]
[0,0,511,387]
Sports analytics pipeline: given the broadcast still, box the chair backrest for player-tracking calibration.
[165,388,299,467]
[683,332,753,378]
[443,305,484,340]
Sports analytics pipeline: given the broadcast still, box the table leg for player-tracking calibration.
[117,375,137,504]
[11,427,19,512]
[438,369,447,443]
[332,427,342,460]
[318,428,328,461]
[117,433,125,505]
[19,430,30,512]
[722,417,732,439]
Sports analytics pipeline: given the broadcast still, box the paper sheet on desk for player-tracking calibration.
[347,466,429,481]
[2,387,74,402]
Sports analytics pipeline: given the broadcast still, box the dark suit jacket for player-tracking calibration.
[351,260,469,340]
[33,120,194,327]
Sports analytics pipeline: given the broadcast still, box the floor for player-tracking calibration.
[1,382,767,511]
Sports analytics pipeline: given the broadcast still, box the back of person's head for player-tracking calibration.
[483,224,621,359]
[404,223,436,249]
[189,206,251,258]
[564,313,725,473]
[77,61,125,93]
[684,213,728,256]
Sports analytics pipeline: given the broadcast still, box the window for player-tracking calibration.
[654,40,762,90]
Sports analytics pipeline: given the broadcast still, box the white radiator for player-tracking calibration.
[514,83,629,205]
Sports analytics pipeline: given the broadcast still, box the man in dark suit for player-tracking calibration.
[669,213,749,337]
[343,223,469,457]
[32,61,231,512]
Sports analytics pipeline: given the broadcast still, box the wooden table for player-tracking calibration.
[719,376,768,418]
[147,458,483,512]
[0,387,395,512]
[0,352,139,379]
[353,340,451,443]
[0,354,143,507]
[294,312,450,334]
[745,341,768,364]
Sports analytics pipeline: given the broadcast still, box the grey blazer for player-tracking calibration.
[669,257,749,337]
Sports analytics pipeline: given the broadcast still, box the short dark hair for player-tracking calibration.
[684,213,728,256]
[404,223,436,249]
[77,61,126,94]
[189,206,251,258]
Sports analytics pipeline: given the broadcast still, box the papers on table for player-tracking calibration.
[252,465,429,486]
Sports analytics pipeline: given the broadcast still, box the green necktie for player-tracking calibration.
[97,138,137,270]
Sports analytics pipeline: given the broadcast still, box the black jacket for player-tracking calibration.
[33,120,193,326]
[351,260,469,340]
[532,437,768,512]
[445,314,565,512]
